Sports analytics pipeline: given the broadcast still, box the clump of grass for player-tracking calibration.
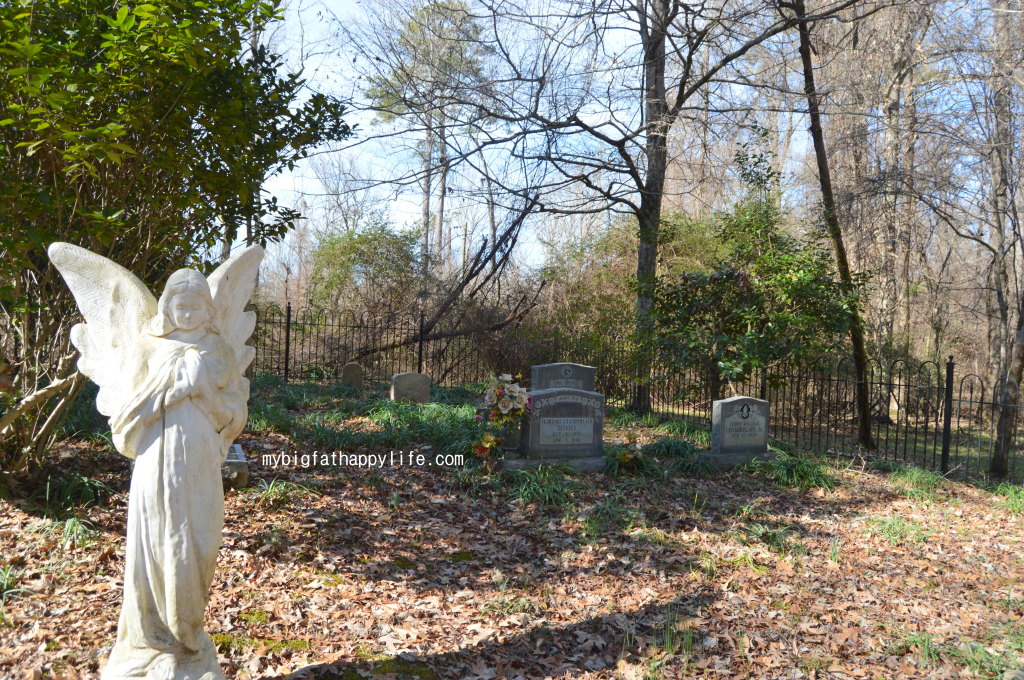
[43,517,97,551]
[867,459,903,473]
[732,499,768,519]
[239,609,270,624]
[604,441,666,479]
[507,465,577,508]
[747,452,838,491]
[606,408,660,429]
[1,565,28,608]
[579,493,638,539]
[797,653,833,675]
[642,438,713,478]
[726,549,771,574]
[889,466,945,500]
[994,482,1024,513]
[631,526,677,547]
[247,402,295,434]
[41,471,114,517]
[744,523,807,555]
[246,478,318,510]
[868,516,929,546]
[482,593,541,616]
[448,465,499,496]
[689,551,719,579]
[656,419,712,447]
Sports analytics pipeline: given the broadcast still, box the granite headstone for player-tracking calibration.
[506,387,605,472]
[710,396,772,469]
[530,362,595,392]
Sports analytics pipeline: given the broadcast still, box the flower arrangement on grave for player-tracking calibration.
[471,374,531,457]
[480,373,531,428]
[604,432,645,475]
[472,432,500,458]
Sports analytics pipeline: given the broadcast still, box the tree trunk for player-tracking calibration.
[794,0,875,450]
[436,124,449,272]
[420,112,434,272]
[629,0,669,414]
[989,0,1016,478]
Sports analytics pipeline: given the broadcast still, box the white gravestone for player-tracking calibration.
[710,396,773,469]
[390,372,430,403]
[49,242,263,680]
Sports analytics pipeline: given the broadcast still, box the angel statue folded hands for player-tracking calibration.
[48,243,264,680]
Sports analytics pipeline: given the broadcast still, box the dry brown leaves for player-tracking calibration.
[1,434,1022,680]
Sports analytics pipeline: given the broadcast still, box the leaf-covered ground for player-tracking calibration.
[2,381,1023,680]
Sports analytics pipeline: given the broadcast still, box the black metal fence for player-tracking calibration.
[251,304,1024,482]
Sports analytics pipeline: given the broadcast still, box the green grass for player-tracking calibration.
[579,492,641,539]
[743,522,807,555]
[889,465,946,500]
[507,465,577,508]
[35,471,115,519]
[887,631,942,667]
[248,380,482,459]
[655,418,711,448]
[746,452,839,491]
[868,516,929,546]
[642,438,713,478]
[43,517,97,551]
[993,482,1024,513]
[245,478,318,510]
[0,565,28,607]
[248,402,296,433]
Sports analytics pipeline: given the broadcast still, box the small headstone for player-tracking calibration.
[341,361,363,388]
[531,363,595,391]
[390,372,430,403]
[506,387,605,472]
[710,396,772,469]
[222,443,250,489]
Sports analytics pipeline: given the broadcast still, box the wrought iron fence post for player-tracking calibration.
[941,355,954,474]
[284,302,292,383]
[417,311,425,375]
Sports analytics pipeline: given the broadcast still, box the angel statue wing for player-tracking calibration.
[47,243,158,417]
[206,245,264,375]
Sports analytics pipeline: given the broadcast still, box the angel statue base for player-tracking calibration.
[49,243,264,680]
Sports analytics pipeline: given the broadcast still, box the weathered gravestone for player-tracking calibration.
[710,396,773,469]
[531,362,595,391]
[341,361,363,388]
[221,443,250,489]
[390,372,430,403]
[505,387,605,472]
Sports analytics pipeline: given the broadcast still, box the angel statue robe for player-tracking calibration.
[103,330,246,680]
[48,242,263,680]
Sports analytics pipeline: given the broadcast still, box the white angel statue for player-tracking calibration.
[48,242,264,680]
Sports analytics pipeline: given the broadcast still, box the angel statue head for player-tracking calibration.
[151,268,217,336]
